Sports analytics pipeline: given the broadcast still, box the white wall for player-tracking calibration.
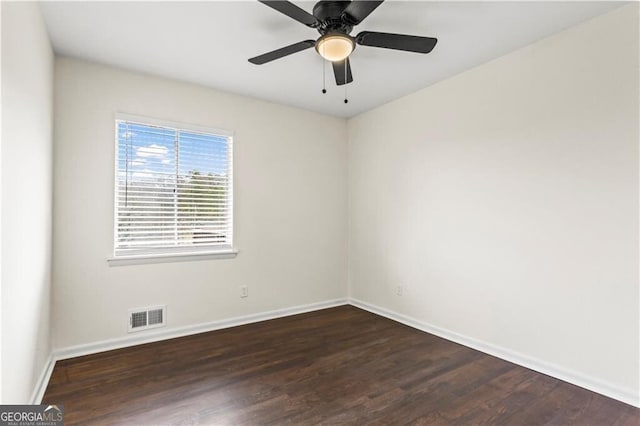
[1,2,54,403]
[53,58,348,349]
[348,4,639,404]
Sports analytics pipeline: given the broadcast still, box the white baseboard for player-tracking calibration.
[34,297,638,409]
[29,353,56,404]
[349,298,639,408]
[54,298,348,361]
[30,298,346,403]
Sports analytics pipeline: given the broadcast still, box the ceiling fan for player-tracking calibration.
[249,0,438,87]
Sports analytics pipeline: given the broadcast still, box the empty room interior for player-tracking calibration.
[1,0,639,424]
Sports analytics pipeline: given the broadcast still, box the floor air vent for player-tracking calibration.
[128,305,166,333]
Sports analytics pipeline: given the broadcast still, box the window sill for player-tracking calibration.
[107,249,238,266]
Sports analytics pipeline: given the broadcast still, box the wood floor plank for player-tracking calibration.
[43,306,639,425]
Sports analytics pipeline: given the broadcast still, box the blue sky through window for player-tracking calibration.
[117,121,230,179]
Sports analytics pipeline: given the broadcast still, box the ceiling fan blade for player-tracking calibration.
[249,40,316,65]
[332,58,353,86]
[356,31,437,54]
[258,1,319,27]
[343,1,384,25]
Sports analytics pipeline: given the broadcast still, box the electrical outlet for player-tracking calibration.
[240,285,248,298]
[396,285,403,296]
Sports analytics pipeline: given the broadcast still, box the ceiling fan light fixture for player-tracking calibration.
[316,33,355,62]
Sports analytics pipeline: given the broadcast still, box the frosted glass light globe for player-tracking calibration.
[316,34,355,62]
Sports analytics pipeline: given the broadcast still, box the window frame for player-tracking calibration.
[109,113,237,265]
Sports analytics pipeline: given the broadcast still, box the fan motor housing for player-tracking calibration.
[313,1,354,35]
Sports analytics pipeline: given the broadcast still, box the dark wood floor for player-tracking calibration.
[44,305,638,425]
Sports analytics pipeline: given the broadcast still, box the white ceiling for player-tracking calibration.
[40,1,625,118]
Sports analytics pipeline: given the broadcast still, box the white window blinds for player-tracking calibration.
[115,117,233,256]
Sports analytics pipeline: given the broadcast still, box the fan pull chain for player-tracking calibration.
[322,59,326,94]
[344,59,349,104]
[321,43,327,94]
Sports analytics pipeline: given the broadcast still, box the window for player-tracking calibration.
[114,115,233,259]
